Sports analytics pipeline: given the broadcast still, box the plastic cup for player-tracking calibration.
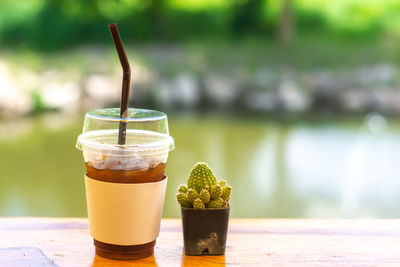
[76,108,174,260]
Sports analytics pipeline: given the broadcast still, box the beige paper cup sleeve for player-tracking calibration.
[85,176,167,245]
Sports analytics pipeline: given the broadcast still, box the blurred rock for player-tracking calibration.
[254,68,278,88]
[339,89,372,112]
[2,46,400,118]
[371,88,400,113]
[42,81,80,112]
[204,74,240,106]
[0,87,33,117]
[131,83,150,105]
[356,64,395,86]
[242,90,280,112]
[311,70,336,91]
[0,62,33,117]
[38,69,81,112]
[84,74,120,106]
[173,72,201,108]
[131,63,153,84]
[278,80,310,112]
[18,68,41,92]
[153,73,200,109]
[155,80,174,109]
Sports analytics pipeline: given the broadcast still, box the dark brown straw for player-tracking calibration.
[108,23,131,145]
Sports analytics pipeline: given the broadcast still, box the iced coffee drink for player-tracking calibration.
[76,108,174,259]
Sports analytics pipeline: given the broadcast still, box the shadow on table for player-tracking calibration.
[90,250,226,266]
[91,254,158,266]
[181,252,226,266]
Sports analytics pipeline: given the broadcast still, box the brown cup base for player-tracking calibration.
[94,239,156,260]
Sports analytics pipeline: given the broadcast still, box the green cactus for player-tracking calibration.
[187,188,200,203]
[199,189,211,203]
[207,198,225,208]
[221,185,232,201]
[210,184,222,199]
[218,180,227,186]
[177,162,232,209]
[178,184,188,193]
[193,198,205,209]
[176,193,192,208]
[187,162,217,192]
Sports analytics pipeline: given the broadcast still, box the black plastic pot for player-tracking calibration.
[181,206,230,255]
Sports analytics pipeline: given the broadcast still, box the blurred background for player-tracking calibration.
[1,0,400,218]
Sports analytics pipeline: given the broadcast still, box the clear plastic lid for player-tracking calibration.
[76,108,175,156]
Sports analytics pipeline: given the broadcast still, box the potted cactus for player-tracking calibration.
[176,162,232,255]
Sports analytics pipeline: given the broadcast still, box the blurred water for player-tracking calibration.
[0,112,399,218]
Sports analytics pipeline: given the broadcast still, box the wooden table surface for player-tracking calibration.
[0,218,400,266]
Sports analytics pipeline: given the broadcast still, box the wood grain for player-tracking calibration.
[0,218,399,266]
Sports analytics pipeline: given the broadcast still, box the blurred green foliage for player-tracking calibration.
[31,91,47,112]
[1,0,400,49]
